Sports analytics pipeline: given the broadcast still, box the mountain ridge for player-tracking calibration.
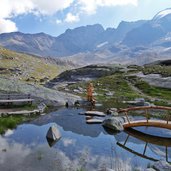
[0,8,171,65]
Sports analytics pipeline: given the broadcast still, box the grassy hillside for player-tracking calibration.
[0,46,67,83]
[56,64,171,109]
[142,60,171,77]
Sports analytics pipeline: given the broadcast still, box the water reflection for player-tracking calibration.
[0,135,137,171]
[116,127,171,163]
[32,108,107,137]
[2,108,171,170]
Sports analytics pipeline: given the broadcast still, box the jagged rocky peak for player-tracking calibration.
[62,24,104,35]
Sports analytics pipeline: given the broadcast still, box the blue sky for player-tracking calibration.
[0,0,171,36]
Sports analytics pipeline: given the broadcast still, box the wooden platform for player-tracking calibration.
[86,119,103,124]
[84,111,105,117]
[123,120,171,130]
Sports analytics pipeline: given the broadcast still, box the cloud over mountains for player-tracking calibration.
[0,0,138,33]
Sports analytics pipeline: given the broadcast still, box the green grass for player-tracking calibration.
[143,65,171,77]
[66,74,141,109]
[134,79,171,101]
[0,115,31,134]
[0,47,67,84]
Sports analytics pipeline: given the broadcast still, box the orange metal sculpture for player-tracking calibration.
[87,82,95,105]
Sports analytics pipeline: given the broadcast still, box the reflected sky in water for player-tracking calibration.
[0,108,171,171]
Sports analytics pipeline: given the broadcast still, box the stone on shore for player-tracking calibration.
[102,116,131,131]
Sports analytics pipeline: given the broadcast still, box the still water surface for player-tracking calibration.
[0,108,171,171]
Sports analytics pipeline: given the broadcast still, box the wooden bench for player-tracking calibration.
[0,94,34,105]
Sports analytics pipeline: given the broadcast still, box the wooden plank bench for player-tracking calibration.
[0,94,34,105]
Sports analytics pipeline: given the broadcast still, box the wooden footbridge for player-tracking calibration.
[118,106,171,130]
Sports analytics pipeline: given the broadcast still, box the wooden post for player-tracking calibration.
[166,112,169,124]
[143,142,148,155]
[166,146,168,163]
[124,135,129,146]
[28,94,32,105]
[167,116,169,124]
[125,111,130,124]
[145,109,149,123]
[7,94,10,106]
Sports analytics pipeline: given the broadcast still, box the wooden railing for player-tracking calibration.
[118,106,171,125]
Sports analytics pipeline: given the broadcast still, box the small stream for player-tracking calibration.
[0,108,171,171]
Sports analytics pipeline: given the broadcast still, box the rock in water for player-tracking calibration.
[102,117,129,132]
[46,125,61,147]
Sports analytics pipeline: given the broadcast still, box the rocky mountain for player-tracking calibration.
[0,8,171,65]
[123,8,171,47]
[0,22,146,58]
[0,32,57,57]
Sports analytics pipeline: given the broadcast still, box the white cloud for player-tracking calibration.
[62,138,76,147]
[56,19,62,24]
[0,0,34,19]
[0,18,18,33]
[64,13,80,23]
[0,0,74,18]
[0,0,138,33]
[31,0,74,15]
[78,0,138,14]
[0,0,74,33]
[4,129,14,137]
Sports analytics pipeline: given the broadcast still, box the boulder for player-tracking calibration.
[102,116,130,132]
[38,102,47,113]
[107,108,118,116]
[152,160,171,171]
[46,125,61,147]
